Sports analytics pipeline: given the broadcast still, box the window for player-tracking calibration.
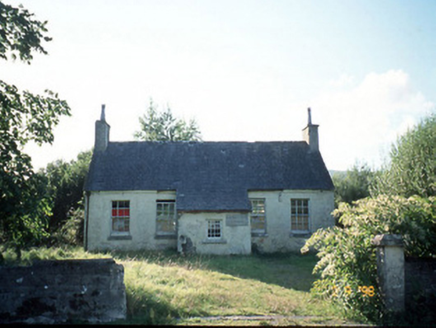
[156,200,176,236]
[112,201,130,233]
[207,220,222,239]
[291,199,309,231]
[250,198,266,234]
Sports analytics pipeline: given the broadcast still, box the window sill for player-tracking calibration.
[155,234,177,240]
[108,234,132,241]
[251,232,268,237]
[289,231,311,238]
[202,238,227,244]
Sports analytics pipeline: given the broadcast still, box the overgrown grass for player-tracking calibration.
[1,247,361,326]
[0,245,110,265]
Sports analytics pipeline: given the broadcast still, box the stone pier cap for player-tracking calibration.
[372,234,404,247]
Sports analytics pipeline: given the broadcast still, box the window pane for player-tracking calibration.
[157,219,175,233]
[252,200,265,214]
[156,201,176,235]
[112,201,130,233]
[251,216,265,230]
[208,220,221,238]
[302,217,309,230]
[290,199,309,231]
[113,217,129,232]
[250,199,266,233]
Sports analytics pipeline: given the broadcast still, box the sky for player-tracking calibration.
[2,0,436,171]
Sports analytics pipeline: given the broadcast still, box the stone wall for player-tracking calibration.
[372,234,405,312]
[405,257,436,310]
[373,234,436,316]
[0,258,126,324]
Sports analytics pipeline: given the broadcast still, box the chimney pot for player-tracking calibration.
[101,104,106,121]
[308,107,312,125]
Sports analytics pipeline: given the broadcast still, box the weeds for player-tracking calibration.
[2,247,355,325]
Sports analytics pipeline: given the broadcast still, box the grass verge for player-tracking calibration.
[1,247,363,326]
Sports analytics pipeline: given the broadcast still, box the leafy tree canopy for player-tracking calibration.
[0,1,71,256]
[332,162,374,208]
[134,99,202,141]
[0,1,51,63]
[39,150,92,232]
[372,114,436,198]
[37,150,92,246]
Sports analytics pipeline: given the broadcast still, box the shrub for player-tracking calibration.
[332,162,374,208]
[302,195,436,322]
[50,204,84,246]
[372,114,436,198]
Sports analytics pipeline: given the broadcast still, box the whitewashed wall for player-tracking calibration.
[85,190,176,251]
[177,212,251,255]
[249,190,334,253]
[85,189,334,254]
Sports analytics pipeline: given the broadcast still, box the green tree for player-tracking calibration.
[39,150,92,245]
[134,99,202,141]
[303,114,436,323]
[332,162,374,208]
[302,195,436,323]
[372,114,436,198]
[0,2,71,258]
[0,1,51,63]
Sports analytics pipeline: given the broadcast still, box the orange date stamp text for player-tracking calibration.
[331,285,375,297]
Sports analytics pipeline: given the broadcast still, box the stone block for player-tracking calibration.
[0,258,126,324]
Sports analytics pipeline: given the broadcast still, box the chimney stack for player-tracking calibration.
[302,107,319,152]
[95,104,110,152]
[100,104,106,121]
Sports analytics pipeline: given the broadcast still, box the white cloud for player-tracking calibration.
[314,70,435,171]
[328,74,355,88]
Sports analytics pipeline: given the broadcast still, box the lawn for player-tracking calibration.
[1,247,363,326]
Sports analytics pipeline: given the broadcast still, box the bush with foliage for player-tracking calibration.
[39,150,91,239]
[372,114,436,198]
[51,204,84,246]
[302,195,436,322]
[332,162,374,208]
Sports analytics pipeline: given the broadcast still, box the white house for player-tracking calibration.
[84,106,334,254]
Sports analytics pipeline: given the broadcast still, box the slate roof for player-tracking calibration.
[85,141,334,212]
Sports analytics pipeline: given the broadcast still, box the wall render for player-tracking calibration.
[86,189,334,254]
[86,190,176,252]
[178,212,251,255]
[249,190,334,253]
